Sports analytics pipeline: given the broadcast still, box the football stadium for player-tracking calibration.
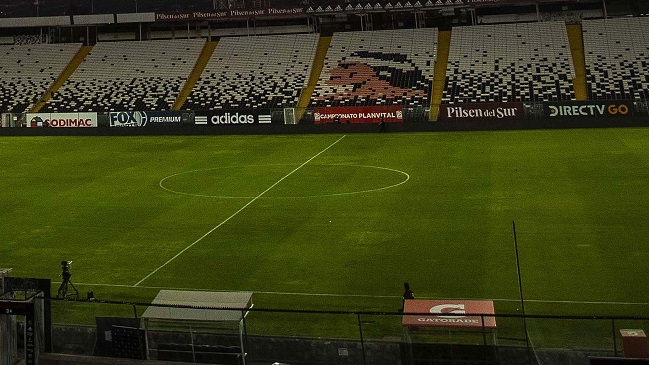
[1,0,649,364]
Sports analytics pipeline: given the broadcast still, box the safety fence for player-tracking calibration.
[2,295,647,365]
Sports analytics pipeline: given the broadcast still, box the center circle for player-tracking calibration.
[159,164,409,198]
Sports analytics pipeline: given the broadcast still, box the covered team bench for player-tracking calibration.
[141,290,253,365]
[402,299,498,364]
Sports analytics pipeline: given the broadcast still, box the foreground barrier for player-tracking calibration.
[17,296,649,365]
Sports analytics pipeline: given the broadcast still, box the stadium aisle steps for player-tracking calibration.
[430,30,451,121]
[296,35,331,123]
[174,41,218,110]
[566,23,587,101]
[31,46,92,113]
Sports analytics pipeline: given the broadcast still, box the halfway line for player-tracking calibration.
[133,135,346,287]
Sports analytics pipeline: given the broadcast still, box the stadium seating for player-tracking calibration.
[309,28,437,107]
[583,17,649,100]
[183,33,319,110]
[43,39,205,112]
[442,21,575,104]
[0,43,81,113]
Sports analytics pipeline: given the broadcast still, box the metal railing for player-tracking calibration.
[32,296,649,365]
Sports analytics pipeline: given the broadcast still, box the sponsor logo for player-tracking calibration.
[156,7,303,22]
[26,113,97,128]
[195,116,208,125]
[314,106,403,124]
[30,116,47,128]
[258,114,272,124]
[210,112,254,124]
[416,303,479,324]
[109,111,184,127]
[548,103,631,117]
[445,105,521,119]
[110,111,148,127]
[195,111,272,125]
[430,304,466,318]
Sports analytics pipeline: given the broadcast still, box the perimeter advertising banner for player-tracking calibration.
[109,111,189,127]
[156,8,304,22]
[439,102,524,122]
[314,106,403,124]
[544,100,634,118]
[26,112,98,128]
[194,110,273,125]
[402,300,497,329]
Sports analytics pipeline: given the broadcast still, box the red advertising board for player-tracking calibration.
[314,106,403,124]
[439,102,524,122]
[402,300,496,329]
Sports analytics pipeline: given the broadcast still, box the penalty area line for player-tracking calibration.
[133,135,347,287]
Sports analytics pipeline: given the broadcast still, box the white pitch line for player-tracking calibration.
[72,282,649,306]
[133,135,347,287]
[68,282,649,305]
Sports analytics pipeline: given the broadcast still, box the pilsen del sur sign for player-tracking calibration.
[155,8,304,22]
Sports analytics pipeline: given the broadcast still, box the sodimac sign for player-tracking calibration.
[402,300,497,329]
[26,113,98,128]
[439,103,524,122]
[314,106,403,124]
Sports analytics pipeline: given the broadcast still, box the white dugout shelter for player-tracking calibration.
[141,290,253,364]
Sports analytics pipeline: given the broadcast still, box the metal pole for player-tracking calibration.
[357,313,367,365]
[602,0,608,19]
[240,310,249,365]
[513,221,532,364]
[612,319,618,356]
[482,315,488,360]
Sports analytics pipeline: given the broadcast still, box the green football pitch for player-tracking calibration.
[2,128,649,327]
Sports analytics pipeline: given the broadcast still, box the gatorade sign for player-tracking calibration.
[402,300,496,329]
[545,101,634,118]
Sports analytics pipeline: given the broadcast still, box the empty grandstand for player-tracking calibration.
[42,39,205,112]
[0,43,81,113]
[442,21,575,104]
[183,33,319,110]
[309,28,437,107]
[583,17,649,100]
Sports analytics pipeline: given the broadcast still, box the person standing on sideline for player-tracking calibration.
[402,281,414,311]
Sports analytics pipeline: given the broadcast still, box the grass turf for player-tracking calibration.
[2,129,649,337]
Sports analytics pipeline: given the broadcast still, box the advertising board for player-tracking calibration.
[156,8,304,22]
[544,100,634,118]
[108,111,189,127]
[439,102,524,122]
[313,106,403,124]
[194,110,273,125]
[402,300,497,329]
[25,112,98,128]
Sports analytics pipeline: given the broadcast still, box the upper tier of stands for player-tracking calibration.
[583,17,649,100]
[0,43,81,113]
[183,33,319,110]
[43,39,204,112]
[443,21,575,104]
[309,28,437,108]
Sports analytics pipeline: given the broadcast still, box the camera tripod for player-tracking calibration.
[57,262,79,299]
[57,275,79,299]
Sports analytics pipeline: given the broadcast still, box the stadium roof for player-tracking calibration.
[141,290,253,323]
